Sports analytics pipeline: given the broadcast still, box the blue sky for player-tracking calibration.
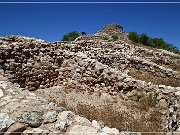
[0,2,180,49]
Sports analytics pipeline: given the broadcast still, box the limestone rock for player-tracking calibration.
[0,82,7,89]
[74,116,91,126]
[101,126,119,135]
[23,130,33,135]
[0,113,15,133]
[175,91,180,97]
[176,126,180,131]
[57,111,75,122]
[92,120,101,130]
[0,89,3,98]
[176,87,180,91]
[159,99,168,108]
[50,121,68,132]
[23,128,49,135]
[32,128,49,134]
[15,111,44,127]
[44,111,58,124]
[4,122,26,135]
[69,125,98,135]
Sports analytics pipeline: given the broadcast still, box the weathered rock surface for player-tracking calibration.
[0,113,15,133]
[44,111,58,124]
[15,111,44,128]
[69,125,98,135]
[75,116,91,126]
[0,80,120,134]
[102,126,119,135]
[4,122,26,135]
[92,120,101,130]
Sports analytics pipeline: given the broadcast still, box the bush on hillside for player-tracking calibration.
[139,33,150,45]
[128,32,139,43]
[128,32,180,54]
[62,31,79,41]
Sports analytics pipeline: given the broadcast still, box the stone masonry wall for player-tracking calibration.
[0,23,180,132]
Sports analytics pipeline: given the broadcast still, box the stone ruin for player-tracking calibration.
[0,24,180,134]
[96,24,128,40]
[75,24,128,43]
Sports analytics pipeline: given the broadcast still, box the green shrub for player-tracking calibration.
[128,32,139,43]
[128,31,180,54]
[112,35,118,41]
[139,33,150,45]
[62,31,79,41]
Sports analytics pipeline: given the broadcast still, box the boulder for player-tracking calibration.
[158,99,168,108]
[0,113,15,134]
[50,121,68,132]
[101,126,119,135]
[92,120,101,130]
[44,111,58,124]
[175,91,180,97]
[74,116,91,126]
[176,87,180,91]
[15,111,44,128]
[57,111,75,122]
[0,82,7,89]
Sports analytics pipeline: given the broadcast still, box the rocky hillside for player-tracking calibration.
[0,24,180,134]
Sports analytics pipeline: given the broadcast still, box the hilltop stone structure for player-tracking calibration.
[0,24,180,134]
[96,24,128,40]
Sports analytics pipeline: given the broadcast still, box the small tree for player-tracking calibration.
[128,32,139,43]
[139,33,150,45]
[128,31,179,54]
[62,31,79,41]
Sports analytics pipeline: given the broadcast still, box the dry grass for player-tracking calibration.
[75,104,164,133]
[46,82,166,134]
[128,69,180,87]
[138,93,157,111]
[168,61,180,73]
[53,92,165,134]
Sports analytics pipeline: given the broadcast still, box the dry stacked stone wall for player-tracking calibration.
[0,24,180,132]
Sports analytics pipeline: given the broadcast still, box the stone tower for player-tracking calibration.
[96,24,128,40]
